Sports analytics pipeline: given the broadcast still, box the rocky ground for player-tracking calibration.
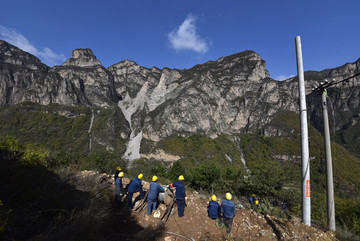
[77,171,338,241]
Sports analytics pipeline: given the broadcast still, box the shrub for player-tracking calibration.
[336,197,360,236]
[189,162,220,191]
[166,161,186,182]
[0,136,50,167]
[22,144,49,166]
[0,136,19,151]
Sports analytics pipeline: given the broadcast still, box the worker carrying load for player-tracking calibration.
[208,195,220,220]
[169,175,186,217]
[115,171,124,208]
[148,175,165,215]
[127,173,144,209]
[219,192,236,234]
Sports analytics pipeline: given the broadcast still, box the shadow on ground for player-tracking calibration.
[0,150,165,241]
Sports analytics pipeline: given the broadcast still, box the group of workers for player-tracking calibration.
[207,193,236,234]
[114,167,186,217]
[114,167,259,235]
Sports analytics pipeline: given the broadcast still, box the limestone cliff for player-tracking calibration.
[1,40,359,159]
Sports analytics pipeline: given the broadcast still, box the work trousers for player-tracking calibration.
[115,194,121,208]
[128,192,133,209]
[177,199,185,217]
[219,216,234,234]
[147,199,157,215]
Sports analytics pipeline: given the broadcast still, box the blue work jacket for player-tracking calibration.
[128,177,144,196]
[208,200,220,219]
[115,177,124,195]
[172,181,186,200]
[148,182,165,201]
[221,199,236,218]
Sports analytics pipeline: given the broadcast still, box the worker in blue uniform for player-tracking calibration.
[115,171,124,208]
[114,166,121,182]
[127,173,144,209]
[219,192,236,234]
[148,175,165,215]
[208,195,220,220]
[169,175,186,217]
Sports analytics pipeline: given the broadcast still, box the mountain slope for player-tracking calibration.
[1,39,360,238]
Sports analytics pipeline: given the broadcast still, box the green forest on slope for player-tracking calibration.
[0,103,360,240]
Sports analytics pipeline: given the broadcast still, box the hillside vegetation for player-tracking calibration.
[1,106,360,239]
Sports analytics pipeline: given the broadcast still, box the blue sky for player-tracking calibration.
[1,0,359,80]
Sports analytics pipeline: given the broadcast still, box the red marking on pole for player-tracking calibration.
[306,180,311,197]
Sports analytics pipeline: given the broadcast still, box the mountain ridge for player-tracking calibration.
[1,40,360,238]
[0,39,360,160]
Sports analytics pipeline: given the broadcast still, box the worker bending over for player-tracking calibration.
[148,175,165,215]
[127,173,144,209]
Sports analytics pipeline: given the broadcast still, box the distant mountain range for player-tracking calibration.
[0,39,359,161]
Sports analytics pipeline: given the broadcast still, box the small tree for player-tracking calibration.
[189,163,220,191]
[167,161,186,182]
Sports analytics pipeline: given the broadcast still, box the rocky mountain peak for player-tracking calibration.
[0,40,46,70]
[62,48,102,67]
[218,50,261,62]
[108,59,145,76]
[190,50,270,82]
[116,59,137,67]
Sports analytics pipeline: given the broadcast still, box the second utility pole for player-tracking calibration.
[321,89,336,231]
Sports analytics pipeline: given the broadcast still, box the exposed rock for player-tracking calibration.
[0,40,359,160]
[0,41,118,106]
[63,48,102,67]
[140,149,181,162]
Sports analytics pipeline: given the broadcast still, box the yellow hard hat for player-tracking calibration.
[211,195,217,201]
[138,173,143,179]
[226,192,232,200]
[116,167,121,171]
[178,175,184,181]
[251,194,256,198]
[152,175,158,182]
[118,172,124,178]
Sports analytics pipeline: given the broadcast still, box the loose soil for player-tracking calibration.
[80,171,338,241]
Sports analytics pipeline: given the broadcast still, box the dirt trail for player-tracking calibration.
[130,192,336,241]
[79,171,338,241]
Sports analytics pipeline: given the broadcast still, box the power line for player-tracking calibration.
[312,72,360,92]
[307,69,360,232]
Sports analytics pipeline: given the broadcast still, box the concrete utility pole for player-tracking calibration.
[321,89,336,231]
[295,36,311,226]
[312,72,360,231]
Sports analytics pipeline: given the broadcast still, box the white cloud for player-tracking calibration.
[0,25,65,66]
[168,14,210,54]
[275,75,295,81]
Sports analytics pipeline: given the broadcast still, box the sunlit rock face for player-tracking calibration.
[62,49,102,67]
[110,50,301,143]
[0,42,119,106]
[1,40,359,160]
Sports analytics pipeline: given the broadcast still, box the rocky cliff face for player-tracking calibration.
[63,48,102,67]
[110,51,299,142]
[0,41,119,106]
[52,49,119,107]
[1,40,359,160]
